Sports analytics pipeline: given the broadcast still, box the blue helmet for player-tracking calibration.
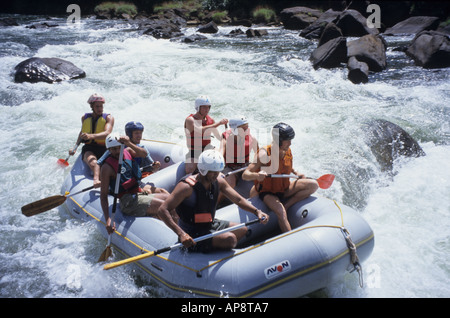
[125,121,144,139]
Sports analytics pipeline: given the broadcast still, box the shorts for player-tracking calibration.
[258,191,284,202]
[82,143,106,159]
[181,218,230,253]
[119,192,154,217]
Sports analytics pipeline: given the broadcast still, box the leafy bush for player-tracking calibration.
[252,7,276,24]
[94,2,137,17]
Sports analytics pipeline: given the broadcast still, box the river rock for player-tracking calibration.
[280,6,322,30]
[310,36,347,70]
[334,9,379,37]
[384,16,440,35]
[318,22,342,47]
[197,21,218,34]
[347,35,387,72]
[300,9,341,39]
[246,28,268,37]
[139,18,183,39]
[363,119,425,171]
[347,56,369,84]
[14,57,86,83]
[406,31,450,69]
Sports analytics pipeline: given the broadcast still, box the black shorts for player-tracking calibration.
[259,191,284,202]
[82,143,106,159]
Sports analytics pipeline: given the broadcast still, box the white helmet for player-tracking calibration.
[105,133,121,149]
[197,149,225,176]
[229,115,248,134]
[87,93,105,104]
[195,95,211,111]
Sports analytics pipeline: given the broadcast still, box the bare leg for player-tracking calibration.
[146,193,178,222]
[83,151,101,188]
[263,194,291,233]
[283,179,319,210]
[211,222,247,250]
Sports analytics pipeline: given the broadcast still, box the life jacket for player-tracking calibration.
[255,145,293,194]
[176,175,219,235]
[222,128,254,168]
[104,149,142,197]
[185,114,214,151]
[81,113,109,146]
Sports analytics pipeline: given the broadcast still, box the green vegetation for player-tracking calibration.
[94,1,138,17]
[251,6,276,23]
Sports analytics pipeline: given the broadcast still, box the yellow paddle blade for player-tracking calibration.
[21,195,67,217]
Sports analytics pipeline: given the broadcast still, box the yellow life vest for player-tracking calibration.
[81,113,109,146]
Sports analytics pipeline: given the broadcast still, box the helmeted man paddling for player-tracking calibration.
[158,149,269,253]
[70,93,114,188]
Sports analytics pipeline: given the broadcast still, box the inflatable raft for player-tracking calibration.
[60,139,374,298]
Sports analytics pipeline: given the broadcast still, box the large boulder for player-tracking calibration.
[347,56,369,84]
[14,57,86,83]
[334,9,379,37]
[384,16,440,35]
[347,34,387,72]
[406,31,450,69]
[310,36,347,70]
[300,9,341,39]
[280,6,322,30]
[363,119,425,171]
[197,21,219,34]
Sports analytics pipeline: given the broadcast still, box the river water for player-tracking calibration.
[0,15,449,298]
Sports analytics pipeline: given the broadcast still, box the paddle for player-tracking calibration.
[103,218,261,271]
[223,165,248,177]
[98,143,124,262]
[21,185,94,217]
[57,141,80,167]
[268,173,335,189]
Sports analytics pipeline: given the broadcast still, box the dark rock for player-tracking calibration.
[384,16,440,35]
[406,31,450,69]
[310,37,347,70]
[246,28,268,37]
[280,6,322,30]
[363,119,425,171]
[334,9,379,37]
[347,35,387,72]
[300,9,341,39]
[0,18,19,27]
[347,56,369,84]
[139,18,183,39]
[26,22,59,29]
[197,21,218,34]
[318,22,342,47]
[14,57,86,84]
[181,34,208,43]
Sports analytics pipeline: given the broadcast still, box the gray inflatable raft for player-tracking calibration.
[61,140,374,297]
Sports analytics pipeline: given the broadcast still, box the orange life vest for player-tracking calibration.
[255,145,293,194]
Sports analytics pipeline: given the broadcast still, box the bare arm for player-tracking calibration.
[218,177,269,223]
[157,182,196,247]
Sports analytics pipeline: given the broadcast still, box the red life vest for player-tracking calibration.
[222,129,254,168]
[104,149,142,197]
[185,114,214,151]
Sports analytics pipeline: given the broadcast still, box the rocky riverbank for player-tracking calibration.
[3,2,450,84]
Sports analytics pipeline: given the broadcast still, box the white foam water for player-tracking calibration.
[0,16,448,298]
